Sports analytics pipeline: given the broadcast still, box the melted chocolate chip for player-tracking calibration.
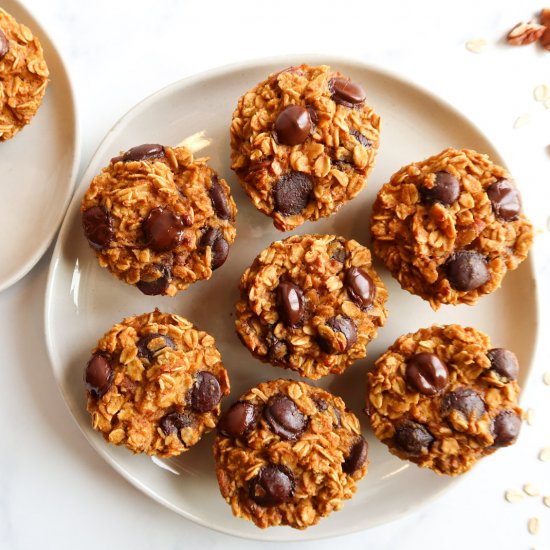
[445,251,490,291]
[306,105,318,131]
[267,335,288,364]
[142,207,186,252]
[420,171,460,206]
[249,464,295,507]
[342,437,368,474]
[487,179,521,221]
[82,206,113,250]
[264,394,306,440]
[209,176,232,220]
[273,171,312,216]
[311,395,328,412]
[405,353,449,395]
[218,402,257,438]
[274,105,312,146]
[137,333,176,362]
[488,348,519,381]
[136,264,171,295]
[0,29,9,60]
[441,388,486,420]
[85,354,113,398]
[190,371,221,412]
[345,267,375,309]
[394,420,434,455]
[350,130,372,148]
[122,144,165,162]
[199,227,229,270]
[330,245,347,263]
[276,281,305,326]
[159,412,192,437]
[492,410,521,447]
[320,316,357,353]
[329,77,366,107]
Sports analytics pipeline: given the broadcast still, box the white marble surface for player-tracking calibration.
[1,0,550,548]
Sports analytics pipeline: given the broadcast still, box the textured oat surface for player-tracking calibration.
[213,379,368,529]
[230,64,380,230]
[367,324,522,475]
[86,310,230,457]
[0,8,49,141]
[370,148,533,308]
[80,145,237,296]
[235,234,388,379]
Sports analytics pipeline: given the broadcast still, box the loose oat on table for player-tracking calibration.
[528,517,540,535]
[465,38,489,53]
[367,325,523,476]
[0,8,49,141]
[230,64,380,231]
[538,447,550,462]
[524,483,541,497]
[81,144,237,296]
[85,310,230,457]
[505,489,525,503]
[235,234,388,379]
[213,379,368,529]
[370,148,534,309]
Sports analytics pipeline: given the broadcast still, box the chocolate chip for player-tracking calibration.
[85,354,113,398]
[274,105,312,146]
[492,410,521,447]
[343,437,368,474]
[350,130,372,148]
[82,206,113,250]
[209,176,232,220]
[306,105,318,131]
[405,353,449,395]
[276,281,305,326]
[199,227,229,270]
[330,245,347,263]
[122,144,165,162]
[137,333,176,362]
[441,388,486,420]
[345,267,375,309]
[329,77,366,107]
[136,264,171,295]
[444,251,490,291]
[311,395,328,412]
[394,420,434,455]
[267,335,288,364]
[190,371,221,412]
[0,29,9,60]
[420,171,460,206]
[249,464,295,507]
[488,348,519,381]
[142,207,186,252]
[218,402,257,438]
[320,315,357,353]
[264,394,306,440]
[273,171,312,216]
[487,179,521,221]
[159,412,192,437]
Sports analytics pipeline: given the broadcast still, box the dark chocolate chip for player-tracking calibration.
[274,105,312,146]
[85,353,113,398]
[209,176,232,220]
[218,401,257,438]
[306,105,318,131]
[199,227,229,270]
[350,130,372,148]
[199,226,219,248]
[136,264,171,296]
[264,394,306,440]
[159,412,192,437]
[405,353,449,395]
[276,281,305,326]
[394,420,434,455]
[142,207,186,252]
[487,179,521,222]
[492,410,521,447]
[249,464,295,507]
[190,371,221,412]
[267,335,288,364]
[82,206,113,250]
[488,348,519,381]
[0,29,9,60]
[273,171,312,216]
[311,395,328,412]
[420,171,460,206]
[320,315,357,353]
[345,267,375,308]
[330,245,347,263]
[343,436,368,474]
[441,388,486,420]
[444,251,490,291]
[329,77,366,107]
[122,144,165,162]
[137,333,176,362]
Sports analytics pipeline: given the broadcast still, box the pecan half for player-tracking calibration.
[539,8,550,51]
[507,21,546,45]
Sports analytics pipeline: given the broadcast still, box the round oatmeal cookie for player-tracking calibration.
[81,144,237,296]
[230,64,380,231]
[367,324,523,476]
[213,379,368,529]
[85,310,230,457]
[370,148,533,309]
[0,8,49,141]
[235,234,388,379]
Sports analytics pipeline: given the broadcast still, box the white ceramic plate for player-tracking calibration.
[0,0,79,292]
[45,56,538,541]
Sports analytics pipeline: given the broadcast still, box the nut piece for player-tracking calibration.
[507,21,546,45]
[540,8,550,51]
